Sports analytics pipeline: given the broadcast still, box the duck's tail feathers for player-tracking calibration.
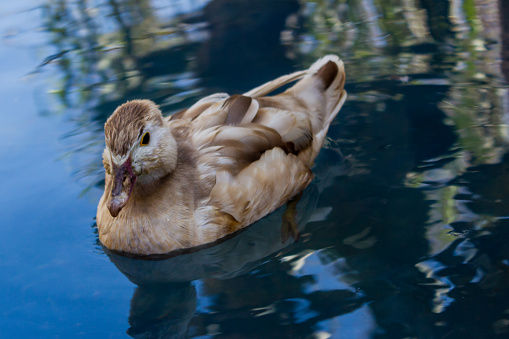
[243,55,346,132]
[290,55,347,128]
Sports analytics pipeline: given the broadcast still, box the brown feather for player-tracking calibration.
[205,124,291,175]
[316,60,339,90]
[224,95,253,125]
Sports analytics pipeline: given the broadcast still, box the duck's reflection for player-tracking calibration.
[127,282,196,338]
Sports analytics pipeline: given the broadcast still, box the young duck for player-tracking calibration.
[97,55,347,255]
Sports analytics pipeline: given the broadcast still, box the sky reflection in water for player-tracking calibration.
[1,0,509,338]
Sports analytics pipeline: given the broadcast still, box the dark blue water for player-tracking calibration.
[1,0,509,337]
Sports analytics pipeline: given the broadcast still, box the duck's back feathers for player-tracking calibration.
[223,95,259,125]
[180,54,346,163]
[184,55,346,233]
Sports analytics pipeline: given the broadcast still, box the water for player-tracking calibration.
[1,0,509,337]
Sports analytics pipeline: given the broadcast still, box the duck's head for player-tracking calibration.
[103,100,177,217]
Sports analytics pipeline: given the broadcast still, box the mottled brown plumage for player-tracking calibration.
[223,95,253,125]
[97,55,347,255]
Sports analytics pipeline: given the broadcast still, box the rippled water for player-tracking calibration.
[1,0,509,337]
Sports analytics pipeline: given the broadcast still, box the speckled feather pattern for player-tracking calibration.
[97,55,347,255]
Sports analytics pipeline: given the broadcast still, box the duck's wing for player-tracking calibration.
[185,114,313,240]
[189,56,346,232]
[185,94,314,227]
[190,122,293,188]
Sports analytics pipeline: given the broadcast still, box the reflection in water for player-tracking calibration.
[128,283,196,338]
[502,0,509,82]
[33,0,509,337]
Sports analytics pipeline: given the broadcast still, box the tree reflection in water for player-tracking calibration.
[36,0,509,337]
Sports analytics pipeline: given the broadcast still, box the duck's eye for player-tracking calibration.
[140,132,150,146]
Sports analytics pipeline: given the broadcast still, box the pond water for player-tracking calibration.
[1,0,509,338]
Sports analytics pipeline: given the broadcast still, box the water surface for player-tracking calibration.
[1,0,509,338]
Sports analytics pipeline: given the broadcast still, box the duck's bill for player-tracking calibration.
[107,158,137,217]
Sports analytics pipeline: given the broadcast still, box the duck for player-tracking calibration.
[96,55,347,255]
